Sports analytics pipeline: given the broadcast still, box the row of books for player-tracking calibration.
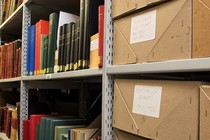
[0,103,20,140]
[27,3,104,76]
[0,40,22,79]
[1,0,24,24]
[23,114,101,140]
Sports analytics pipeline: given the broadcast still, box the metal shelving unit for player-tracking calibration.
[22,68,102,81]
[107,58,210,75]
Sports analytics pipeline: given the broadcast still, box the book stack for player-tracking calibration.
[26,3,105,76]
[0,103,20,140]
[1,0,24,24]
[0,40,22,79]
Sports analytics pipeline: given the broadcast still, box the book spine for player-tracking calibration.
[98,5,104,68]
[30,25,36,76]
[43,35,49,74]
[61,23,68,72]
[65,23,73,71]
[58,25,63,72]
[74,19,79,70]
[0,46,2,79]
[47,13,59,74]
[70,23,76,71]
[78,0,85,70]
[27,27,31,76]
[23,120,30,140]
[35,21,40,75]
[82,0,90,69]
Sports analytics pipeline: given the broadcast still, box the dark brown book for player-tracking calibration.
[17,48,21,77]
[3,107,8,133]
[0,107,3,132]
[6,109,12,138]
[2,45,6,79]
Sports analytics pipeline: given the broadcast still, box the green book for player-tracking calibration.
[40,35,47,74]
[36,123,40,140]
[40,116,74,140]
[60,134,68,140]
[49,118,87,140]
[43,35,48,74]
[47,12,59,74]
[55,125,85,140]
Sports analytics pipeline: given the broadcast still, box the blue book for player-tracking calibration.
[29,25,36,76]
[26,26,31,76]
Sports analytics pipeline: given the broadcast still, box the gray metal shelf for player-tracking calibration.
[107,58,210,75]
[22,68,102,81]
[27,0,80,15]
[0,2,24,36]
[0,77,21,83]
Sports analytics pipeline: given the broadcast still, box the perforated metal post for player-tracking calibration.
[20,3,31,140]
[102,0,114,139]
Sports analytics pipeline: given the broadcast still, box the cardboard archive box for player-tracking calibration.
[200,85,210,140]
[113,0,210,65]
[114,129,150,140]
[112,0,171,18]
[113,79,202,140]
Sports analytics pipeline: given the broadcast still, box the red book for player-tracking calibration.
[35,20,49,75]
[23,120,30,140]
[2,45,5,79]
[98,5,104,68]
[0,46,3,79]
[30,114,49,140]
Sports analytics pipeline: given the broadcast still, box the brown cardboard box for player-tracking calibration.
[112,0,170,18]
[113,0,210,65]
[193,0,210,58]
[113,79,201,140]
[200,85,210,140]
[114,129,149,140]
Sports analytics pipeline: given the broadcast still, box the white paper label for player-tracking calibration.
[132,85,162,118]
[130,10,156,44]
[90,38,99,51]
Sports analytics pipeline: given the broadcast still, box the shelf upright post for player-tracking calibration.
[102,0,114,139]
[20,2,31,140]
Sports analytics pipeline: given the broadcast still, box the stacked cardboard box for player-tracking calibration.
[112,0,210,65]
[113,79,202,139]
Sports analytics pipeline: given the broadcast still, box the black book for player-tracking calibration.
[78,0,85,70]
[83,0,104,69]
[74,19,80,70]
[70,23,76,71]
[65,22,74,71]
[58,25,63,72]
[60,23,68,72]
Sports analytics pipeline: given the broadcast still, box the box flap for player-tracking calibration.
[200,86,210,139]
[114,129,149,140]
[113,80,139,134]
[192,0,210,58]
[113,22,137,65]
[112,0,171,19]
[147,0,191,62]
[112,0,137,18]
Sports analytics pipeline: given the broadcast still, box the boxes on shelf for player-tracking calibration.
[113,79,202,139]
[113,0,210,65]
[112,0,170,18]
[200,85,210,140]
